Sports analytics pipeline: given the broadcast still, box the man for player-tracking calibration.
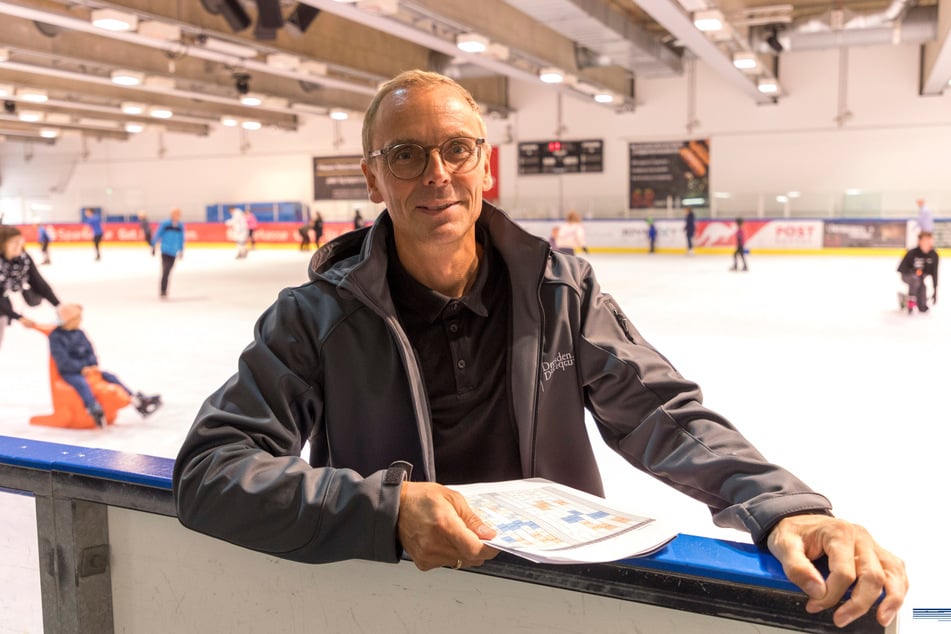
[684,208,696,254]
[138,211,153,253]
[84,208,103,261]
[151,208,185,298]
[898,231,938,313]
[916,198,934,233]
[173,70,906,629]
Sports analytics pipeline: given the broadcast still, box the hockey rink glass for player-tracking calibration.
[369,137,485,180]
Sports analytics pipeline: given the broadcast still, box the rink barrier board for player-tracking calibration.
[0,435,891,634]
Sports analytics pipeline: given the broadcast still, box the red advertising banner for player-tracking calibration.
[17,222,358,245]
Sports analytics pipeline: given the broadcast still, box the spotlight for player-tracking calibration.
[286,4,320,35]
[234,73,250,95]
[4,100,16,114]
[766,27,784,53]
[255,0,283,29]
[199,0,251,32]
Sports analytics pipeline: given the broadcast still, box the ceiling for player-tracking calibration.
[0,0,947,146]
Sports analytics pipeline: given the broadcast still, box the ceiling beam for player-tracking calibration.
[920,0,951,94]
[0,115,130,140]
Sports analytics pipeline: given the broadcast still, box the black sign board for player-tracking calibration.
[518,139,603,175]
[313,156,367,201]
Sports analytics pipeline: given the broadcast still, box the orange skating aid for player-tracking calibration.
[29,325,131,429]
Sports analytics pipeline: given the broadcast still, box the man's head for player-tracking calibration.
[170,208,182,222]
[84,208,94,217]
[59,303,83,330]
[919,231,934,253]
[917,198,926,208]
[360,70,493,255]
[566,211,581,224]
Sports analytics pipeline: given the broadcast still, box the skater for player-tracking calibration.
[152,208,185,299]
[1,225,63,349]
[353,208,365,230]
[246,212,258,250]
[37,224,52,264]
[313,211,325,248]
[897,231,938,314]
[916,198,934,233]
[647,218,657,254]
[297,223,311,251]
[684,208,696,254]
[84,208,103,261]
[730,218,748,271]
[49,303,161,427]
[138,211,153,253]
[227,208,250,259]
[553,211,588,255]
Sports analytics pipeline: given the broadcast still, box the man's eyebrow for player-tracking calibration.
[380,132,476,148]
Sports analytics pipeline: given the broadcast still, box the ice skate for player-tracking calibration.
[897,292,907,310]
[87,402,105,428]
[134,392,163,417]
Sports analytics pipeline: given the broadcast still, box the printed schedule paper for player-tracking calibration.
[449,478,678,564]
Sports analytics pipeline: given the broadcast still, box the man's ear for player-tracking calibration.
[481,143,494,191]
[361,159,385,204]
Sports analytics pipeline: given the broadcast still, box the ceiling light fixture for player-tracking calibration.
[757,78,779,94]
[90,8,139,32]
[137,21,182,40]
[125,122,145,133]
[0,48,9,62]
[301,60,328,76]
[538,67,565,84]
[594,93,615,104]
[240,93,263,106]
[0,84,12,98]
[732,52,758,72]
[201,37,259,59]
[18,110,44,122]
[456,33,489,54]
[486,43,510,61]
[221,116,239,127]
[144,76,176,91]
[121,102,146,115]
[266,53,301,70]
[111,70,145,86]
[148,107,173,119]
[241,120,262,130]
[39,128,59,138]
[693,9,724,32]
[17,88,48,103]
[329,109,348,121]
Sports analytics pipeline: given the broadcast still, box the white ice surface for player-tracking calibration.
[1,246,946,632]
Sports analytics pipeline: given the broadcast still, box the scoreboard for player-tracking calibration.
[518,139,603,175]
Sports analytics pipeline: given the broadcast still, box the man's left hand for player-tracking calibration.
[767,515,907,628]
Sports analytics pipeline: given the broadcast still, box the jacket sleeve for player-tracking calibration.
[49,330,94,375]
[26,254,60,307]
[575,266,831,544]
[172,289,402,564]
[897,251,913,275]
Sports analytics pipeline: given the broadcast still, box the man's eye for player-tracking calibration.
[392,148,419,162]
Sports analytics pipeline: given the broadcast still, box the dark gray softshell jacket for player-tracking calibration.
[173,203,831,563]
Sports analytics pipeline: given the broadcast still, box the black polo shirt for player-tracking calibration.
[387,230,521,485]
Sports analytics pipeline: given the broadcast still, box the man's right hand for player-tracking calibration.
[397,481,499,571]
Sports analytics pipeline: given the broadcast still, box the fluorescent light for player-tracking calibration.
[732,52,758,71]
[202,37,259,59]
[91,8,138,32]
[329,109,348,121]
[776,195,788,203]
[456,33,489,54]
[137,21,181,41]
[148,107,173,119]
[220,116,238,127]
[121,102,146,115]
[240,93,263,107]
[18,110,44,122]
[39,128,59,138]
[0,48,9,62]
[241,120,262,130]
[266,53,301,70]
[0,83,12,98]
[17,88,47,103]
[111,70,145,86]
[301,60,328,76]
[539,67,564,84]
[594,93,614,104]
[757,78,779,94]
[693,9,724,32]
[125,122,144,133]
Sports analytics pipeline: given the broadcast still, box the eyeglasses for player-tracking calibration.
[368,137,485,180]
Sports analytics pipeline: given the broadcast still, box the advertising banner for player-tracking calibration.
[18,222,356,245]
[629,139,710,210]
[822,220,906,248]
[313,156,367,201]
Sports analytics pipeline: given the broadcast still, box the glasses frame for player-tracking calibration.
[368,137,486,181]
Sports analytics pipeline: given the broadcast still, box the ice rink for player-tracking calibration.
[1,242,946,632]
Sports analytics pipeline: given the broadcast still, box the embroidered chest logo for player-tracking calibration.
[542,351,575,381]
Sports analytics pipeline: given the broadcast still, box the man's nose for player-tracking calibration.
[421,147,451,183]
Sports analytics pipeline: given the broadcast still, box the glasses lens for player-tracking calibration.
[387,144,427,179]
[385,138,481,179]
[440,138,478,171]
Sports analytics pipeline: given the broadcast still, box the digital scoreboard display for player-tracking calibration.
[518,139,603,175]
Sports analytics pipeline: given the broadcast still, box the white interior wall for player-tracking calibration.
[3,41,951,224]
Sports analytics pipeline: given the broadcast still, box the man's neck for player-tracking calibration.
[394,236,482,298]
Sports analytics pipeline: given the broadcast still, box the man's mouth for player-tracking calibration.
[417,201,457,212]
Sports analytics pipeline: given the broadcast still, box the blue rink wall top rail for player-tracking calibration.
[0,435,891,634]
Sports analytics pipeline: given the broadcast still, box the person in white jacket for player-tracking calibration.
[554,211,588,255]
[226,207,250,259]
